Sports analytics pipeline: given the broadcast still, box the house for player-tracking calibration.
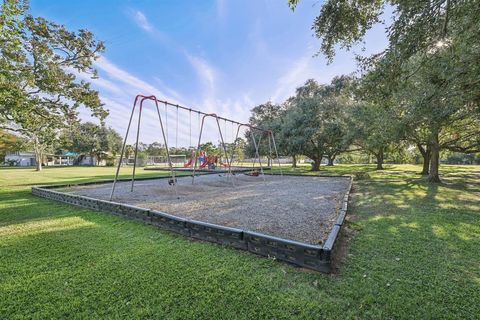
[4,151,36,166]
[76,155,106,166]
[4,151,104,167]
[45,152,78,166]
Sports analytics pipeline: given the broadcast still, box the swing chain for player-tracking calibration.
[175,106,179,149]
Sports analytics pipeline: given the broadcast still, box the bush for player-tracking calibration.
[6,160,19,166]
[353,171,370,180]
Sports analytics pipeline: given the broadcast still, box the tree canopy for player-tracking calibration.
[287,0,480,182]
[58,122,122,162]
[0,0,106,170]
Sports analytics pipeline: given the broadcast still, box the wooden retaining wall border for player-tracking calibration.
[31,174,353,273]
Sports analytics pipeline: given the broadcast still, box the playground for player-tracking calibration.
[112,95,282,187]
[58,174,351,245]
[17,94,354,272]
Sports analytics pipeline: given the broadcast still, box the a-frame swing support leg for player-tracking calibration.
[191,114,205,185]
[110,96,139,201]
[215,117,234,185]
[156,100,178,198]
[192,114,234,186]
[130,99,143,192]
[251,131,265,182]
[110,95,178,201]
[270,131,283,176]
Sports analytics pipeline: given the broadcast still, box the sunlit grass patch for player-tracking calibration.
[0,164,479,318]
[0,216,95,238]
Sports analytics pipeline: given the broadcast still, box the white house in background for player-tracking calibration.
[4,151,36,166]
[77,155,106,166]
[4,151,105,166]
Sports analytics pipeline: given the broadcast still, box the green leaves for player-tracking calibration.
[0,1,106,169]
[58,122,122,160]
[277,77,355,169]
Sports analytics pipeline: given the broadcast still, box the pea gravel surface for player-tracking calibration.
[60,174,350,245]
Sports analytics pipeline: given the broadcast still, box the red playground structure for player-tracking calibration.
[184,151,217,169]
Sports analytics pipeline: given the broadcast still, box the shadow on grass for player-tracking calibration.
[1,165,479,318]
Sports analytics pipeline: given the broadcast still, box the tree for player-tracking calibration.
[319,76,355,166]
[282,78,354,171]
[146,142,167,157]
[289,0,480,182]
[0,130,27,162]
[363,50,480,180]
[232,137,246,162]
[99,125,122,157]
[124,145,135,159]
[278,98,309,167]
[347,102,399,170]
[0,0,106,170]
[59,122,121,164]
[200,142,219,156]
[246,102,284,166]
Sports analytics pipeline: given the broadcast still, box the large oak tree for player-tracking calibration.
[289,0,480,182]
[0,0,106,170]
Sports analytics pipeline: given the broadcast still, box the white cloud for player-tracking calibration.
[78,55,252,146]
[132,10,153,33]
[88,56,200,145]
[216,0,226,19]
[270,54,312,103]
[185,53,216,94]
[95,56,177,102]
[248,19,268,57]
[184,52,220,122]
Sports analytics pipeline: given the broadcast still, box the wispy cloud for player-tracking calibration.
[78,55,255,145]
[89,57,198,144]
[131,10,153,33]
[182,52,256,140]
[95,56,173,101]
[270,54,311,103]
[184,52,219,118]
[185,53,216,94]
[216,0,227,20]
[248,19,268,57]
[92,56,249,146]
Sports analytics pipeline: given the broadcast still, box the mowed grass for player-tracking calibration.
[0,165,479,319]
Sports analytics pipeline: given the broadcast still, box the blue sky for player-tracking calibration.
[30,0,388,145]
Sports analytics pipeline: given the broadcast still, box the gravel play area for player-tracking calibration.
[60,174,351,245]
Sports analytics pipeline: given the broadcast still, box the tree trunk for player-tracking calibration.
[35,156,42,171]
[417,144,430,175]
[327,155,335,166]
[421,149,430,175]
[375,149,384,170]
[427,134,441,183]
[311,157,321,171]
[34,137,43,171]
[292,155,297,168]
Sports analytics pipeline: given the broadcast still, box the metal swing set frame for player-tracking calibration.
[110,94,282,200]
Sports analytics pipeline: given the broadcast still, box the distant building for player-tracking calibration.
[76,154,106,166]
[4,151,36,166]
[4,151,106,167]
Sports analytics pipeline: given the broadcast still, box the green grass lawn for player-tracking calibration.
[1,165,479,319]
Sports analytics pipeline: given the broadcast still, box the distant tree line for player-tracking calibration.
[122,138,247,164]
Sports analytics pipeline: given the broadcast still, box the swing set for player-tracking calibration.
[110,94,282,200]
